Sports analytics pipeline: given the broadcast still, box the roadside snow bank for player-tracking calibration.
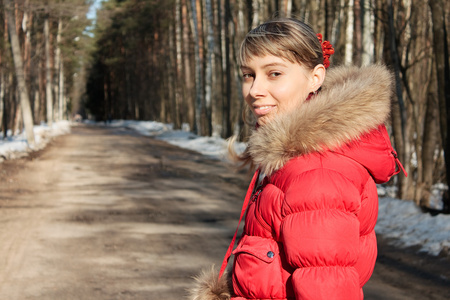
[0,121,71,161]
[376,197,450,256]
[108,120,246,160]
[107,119,172,136]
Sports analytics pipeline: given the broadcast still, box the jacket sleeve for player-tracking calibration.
[280,168,362,300]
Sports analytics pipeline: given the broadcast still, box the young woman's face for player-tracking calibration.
[241,55,316,126]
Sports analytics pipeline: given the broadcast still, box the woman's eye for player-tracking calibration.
[269,72,281,77]
[242,73,254,79]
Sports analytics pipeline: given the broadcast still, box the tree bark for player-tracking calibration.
[429,0,450,200]
[331,0,345,65]
[0,70,4,136]
[345,0,354,65]
[174,0,183,129]
[234,0,246,137]
[13,91,22,134]
[59,54,64,120]
[36,58,44,123]
[421,64,438,207]
[361,0,374,66]
[3,0,35,147]
[353,0,362,66]
[54,18,63,121]
[284,0,293,17]
[168,23,178,128]
[387,0,409,198]
[190,0,203,135]
[22,0,31,90]
[223,0,232,137]
[182,0,195,130]
[205,0,217,136]
[44,12,53,127]
[252,0,261,28]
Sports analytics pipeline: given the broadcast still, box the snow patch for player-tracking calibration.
[0,121,71,161]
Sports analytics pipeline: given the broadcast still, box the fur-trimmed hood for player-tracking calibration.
[247,64,394,176]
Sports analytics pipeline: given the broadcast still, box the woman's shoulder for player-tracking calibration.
[269,151,371,191]
[271,152,370,214]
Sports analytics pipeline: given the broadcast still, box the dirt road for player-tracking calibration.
[0,124,449,300]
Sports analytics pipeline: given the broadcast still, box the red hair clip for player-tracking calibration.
[317,33,334,69]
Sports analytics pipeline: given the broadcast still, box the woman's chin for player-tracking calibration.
[256,111,281,126]
[256,115,272,126]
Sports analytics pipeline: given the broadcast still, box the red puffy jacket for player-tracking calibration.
[189,65,402,300]
[229,66,401,300]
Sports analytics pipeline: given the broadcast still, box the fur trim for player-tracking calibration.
[248,64,394,175]
[188,266,232,300]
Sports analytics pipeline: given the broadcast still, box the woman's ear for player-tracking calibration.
[310,64,326,92]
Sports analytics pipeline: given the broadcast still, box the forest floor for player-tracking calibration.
[0,124,449,300]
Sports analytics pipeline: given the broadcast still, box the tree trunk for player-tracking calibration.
[345,0,354,65]
[297,0,306,19]
[54,18,62,121]
[22,0,31,93]
[3,0,35,147]
[0,70,4,136]
[34,88,40,123]
[429,0,450,200]
[175,0,183,128]
[13,91,22,134]
[331,0,345,65]
[284,0,293,17]
[234,0,246,137]
[190,0,203,135]
[252,0,261,28]
[420,64,439,207]
[35,59,44,123]
[182,0,195,130]
[223,0,232,137]
[124,48,133,120]
[44,12,53,127]
[361,0,374,66]
[213,0,224,137]
[168,23,178,128]
[205,0,217,136]
[353,0,362,66]
[59,56,64,120]
[387,0,408,198]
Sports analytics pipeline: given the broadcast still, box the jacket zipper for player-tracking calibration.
[251,188,262,202]
[251,186,272,233]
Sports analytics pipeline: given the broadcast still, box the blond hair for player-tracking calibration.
[239,18,323,70]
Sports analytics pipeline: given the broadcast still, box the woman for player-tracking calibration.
[191,18,404,300]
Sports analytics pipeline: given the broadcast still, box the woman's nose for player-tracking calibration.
[249,77,266,99]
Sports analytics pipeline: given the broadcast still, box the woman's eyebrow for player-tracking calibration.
[240,62,288,70]
[261,62,288,68]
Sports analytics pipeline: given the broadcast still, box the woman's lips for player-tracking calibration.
[253,105,275,116]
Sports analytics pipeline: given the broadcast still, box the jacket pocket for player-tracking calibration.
[232,235,284,299]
